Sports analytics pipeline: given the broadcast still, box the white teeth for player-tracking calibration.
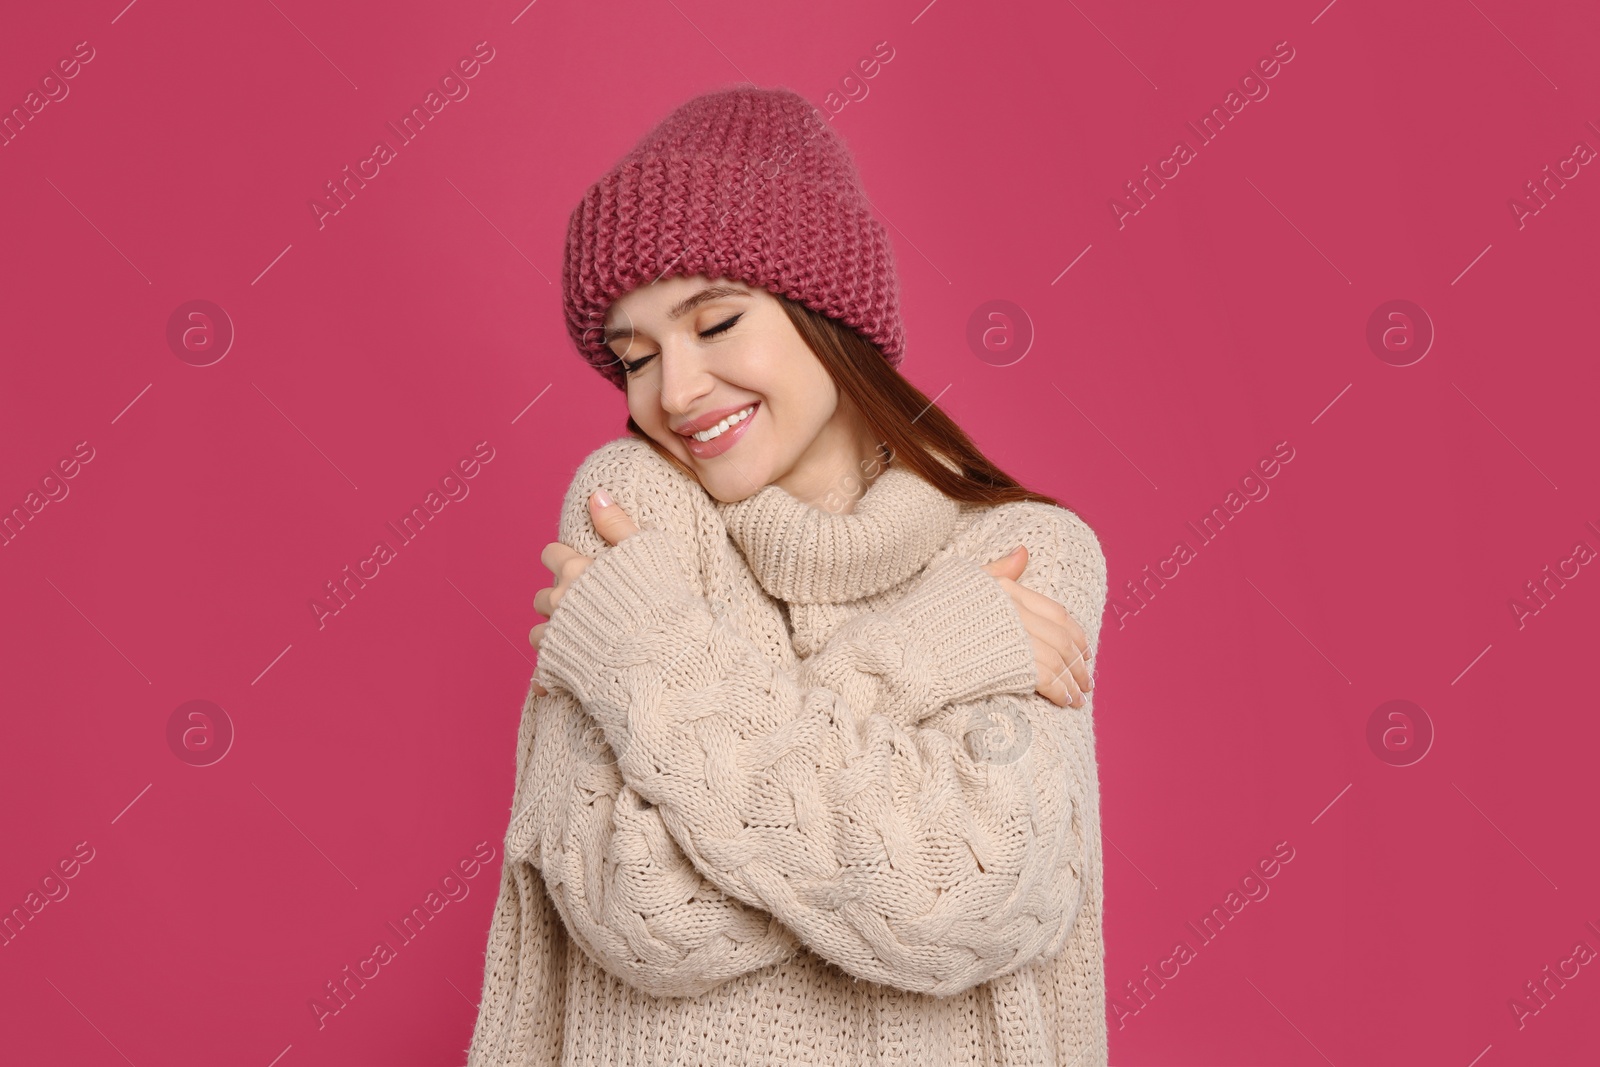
[692,404,755,442]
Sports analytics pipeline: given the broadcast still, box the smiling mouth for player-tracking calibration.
[687,403,757,443]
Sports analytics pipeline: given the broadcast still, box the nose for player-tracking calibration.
[654,339,715,421]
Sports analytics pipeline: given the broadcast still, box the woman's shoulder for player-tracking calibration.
[556,435,709,554]
[949,496,1110,639]
[953,497,1105,574]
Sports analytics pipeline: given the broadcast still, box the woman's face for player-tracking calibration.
[602,276,852,504]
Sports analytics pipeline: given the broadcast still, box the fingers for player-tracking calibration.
[1009,583,1090,659]
[990,572,1092,692]
[1015,599,1089,708]
[534,546,593,620]
[1036,637,1087,708]
[541,540,581,575]
[532,534,604,689]
[980,546,1091,701]
[588,486,640,546]
[1010,595,1092,696]
[980,545,1027,581]
[1037,645,1086,708]
[1035,648,1067,707]
[1032,638,1078,708]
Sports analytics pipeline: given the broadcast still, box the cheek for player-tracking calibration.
[625,386,657,428]
[758,333,829,398]
[795,361,839,423]
[765,378,835,449]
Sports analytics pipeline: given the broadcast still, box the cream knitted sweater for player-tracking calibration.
[465,435,1109,1067]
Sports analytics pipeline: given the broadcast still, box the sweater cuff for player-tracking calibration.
[534,527,696,727]
[887,551,1038,708]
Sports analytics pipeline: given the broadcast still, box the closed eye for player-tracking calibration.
[618,351,656,375]
[699,313,742,338]
[618,313,743,376]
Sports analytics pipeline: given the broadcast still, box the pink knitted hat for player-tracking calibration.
[562,86,905,390]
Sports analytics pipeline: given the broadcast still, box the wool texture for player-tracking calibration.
[465,436,1109,1066]
[562,86,905,390]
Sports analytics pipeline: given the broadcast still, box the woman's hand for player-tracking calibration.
[529,487,637,696]
[527,493,1093,709]
[982,545,1094,709]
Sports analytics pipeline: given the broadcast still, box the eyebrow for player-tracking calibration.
[601,284,752,344]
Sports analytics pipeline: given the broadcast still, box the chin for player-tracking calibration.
[703,484,761,505]
[692,455,774,503]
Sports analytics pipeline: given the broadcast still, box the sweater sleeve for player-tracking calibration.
[465,681,574,1067]
[504,676,803,998]
[533,510,1106,997]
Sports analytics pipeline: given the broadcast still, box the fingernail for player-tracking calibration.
[592,486,613,509]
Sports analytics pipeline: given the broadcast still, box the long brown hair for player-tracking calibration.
[626,292,1063,510]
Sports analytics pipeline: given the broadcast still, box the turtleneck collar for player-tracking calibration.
[715,458,960,605]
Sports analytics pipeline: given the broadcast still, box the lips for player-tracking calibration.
[674,401,760,437]
[682,401,759,459]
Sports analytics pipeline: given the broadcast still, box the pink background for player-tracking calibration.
[2,0,1597,1063]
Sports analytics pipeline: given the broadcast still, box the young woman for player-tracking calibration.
[467,86,1109,1067]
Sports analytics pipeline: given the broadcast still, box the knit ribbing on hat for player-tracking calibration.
[562,86,905,390]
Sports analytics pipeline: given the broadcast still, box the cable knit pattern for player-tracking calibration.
[466,436,1109,1067]
[562,86,905,390]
